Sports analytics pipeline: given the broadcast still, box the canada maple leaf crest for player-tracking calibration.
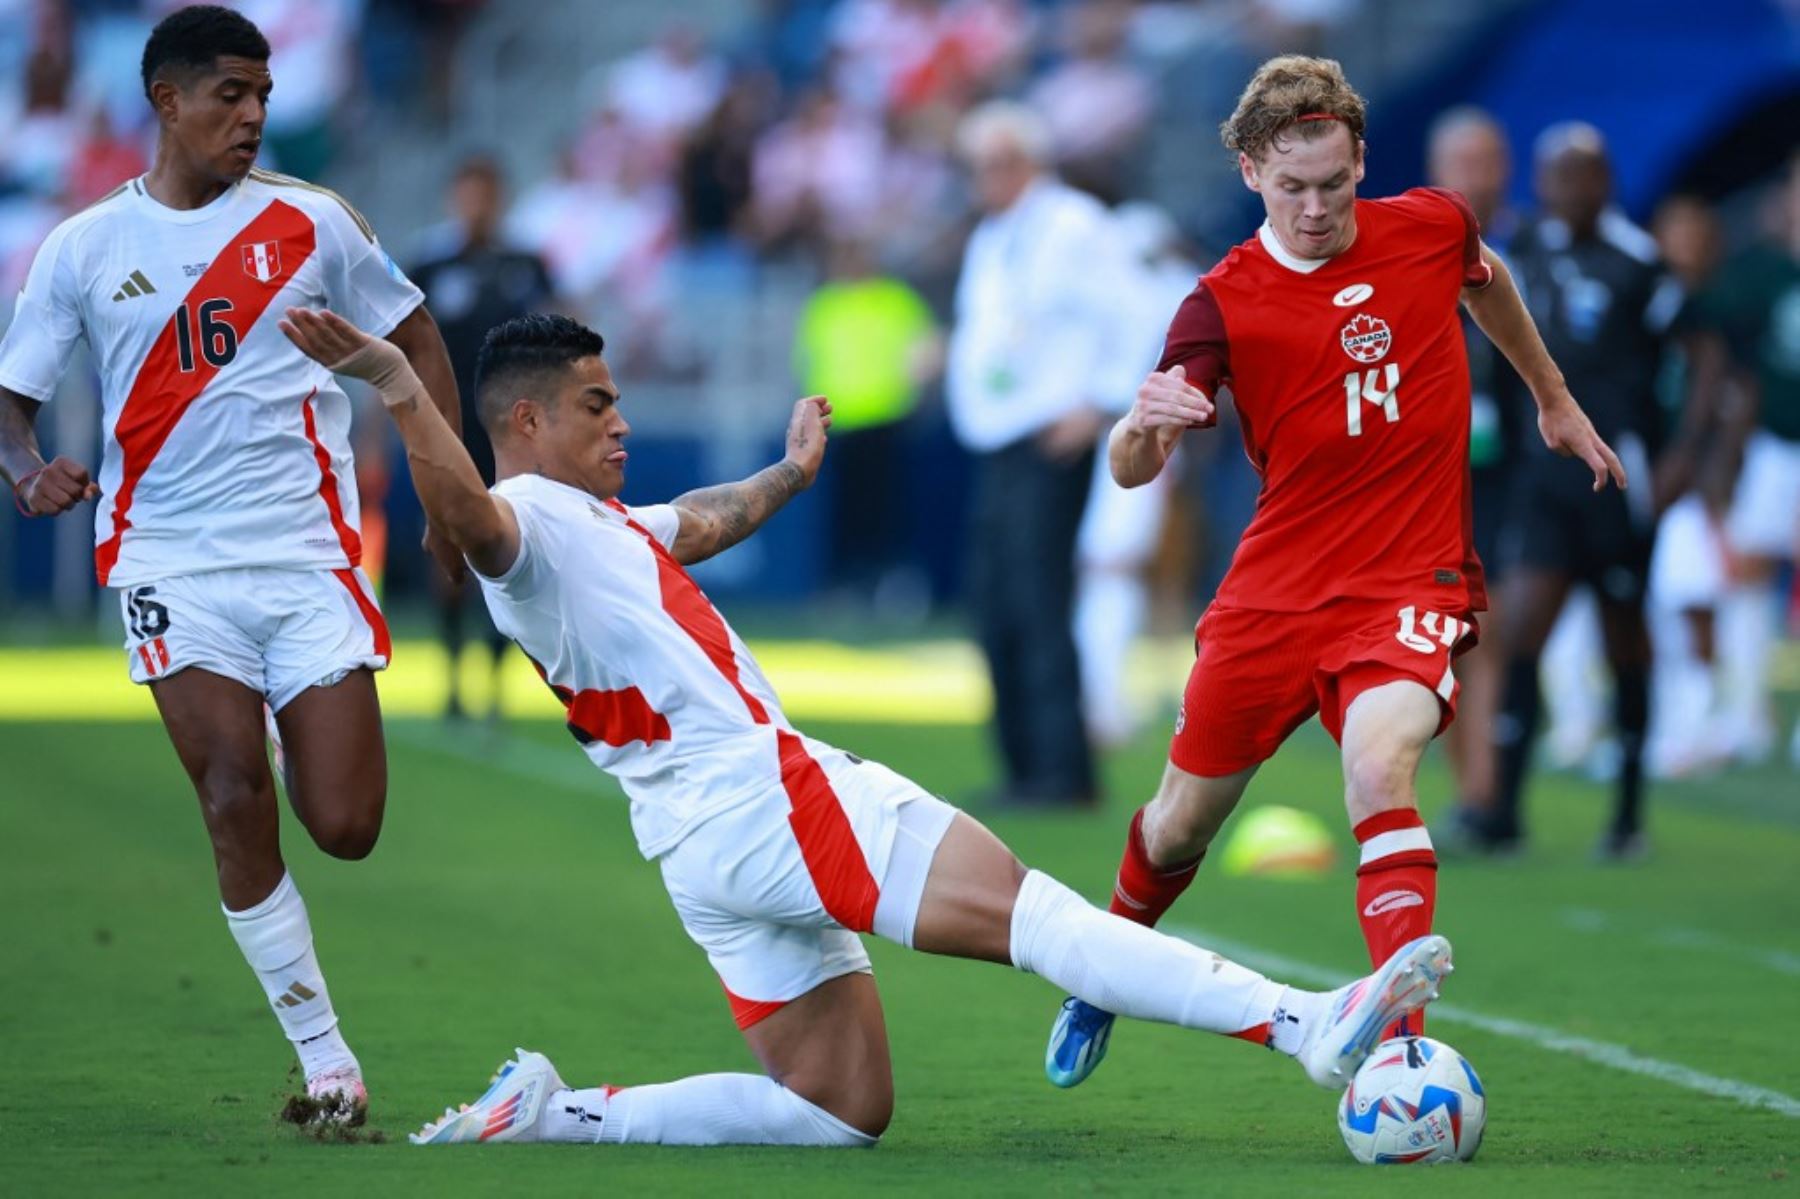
[1340,312,1392,364]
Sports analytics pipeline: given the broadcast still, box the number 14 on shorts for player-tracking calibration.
[1393,605,1466,654]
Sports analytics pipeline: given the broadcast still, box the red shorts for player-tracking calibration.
[1169,596,1477,778]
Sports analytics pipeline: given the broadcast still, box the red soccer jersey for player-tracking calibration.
[1160,187,1493,614]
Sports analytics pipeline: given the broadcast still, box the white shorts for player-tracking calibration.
[657,735,959,1030]
[118,566,390,712]
[1650,494,1727,613]
[1726,430,1800,559]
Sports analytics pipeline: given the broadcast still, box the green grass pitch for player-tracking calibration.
[2,706,1795,1196]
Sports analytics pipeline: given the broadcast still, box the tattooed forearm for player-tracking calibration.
[670,460,808,566]
[0,389,46,488]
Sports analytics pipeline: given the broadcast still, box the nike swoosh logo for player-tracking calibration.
[1333,283,1374,307]
[1363,890,1425,917]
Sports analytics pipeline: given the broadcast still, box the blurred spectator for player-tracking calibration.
[1645,194,1731,778]
[792,236,940,607]
[4,47,80,200]
[235,0,362,179]
[604,24,727,150]
[1693,155,1800,769]
[67,107,147,208]
[1029,0,1151,202]
[947,101,1131,807]
[410,155,556,721]
[1073,201,1195,749]
[1427,107,1517,832]
[830,0,1031,116]
[510,142,674,371]
[751,86,887,255]
[1477,123,1683,859]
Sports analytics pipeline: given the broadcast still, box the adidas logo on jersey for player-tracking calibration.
[111,270,158,302]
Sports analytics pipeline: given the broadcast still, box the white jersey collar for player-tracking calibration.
[130,175,247,225]
[1257,221,1333,274]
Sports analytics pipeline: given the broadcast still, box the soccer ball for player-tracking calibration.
[1338,1036,1486,1164]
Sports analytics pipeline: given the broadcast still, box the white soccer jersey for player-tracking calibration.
[476,474,818,859]
[0,170,424,586]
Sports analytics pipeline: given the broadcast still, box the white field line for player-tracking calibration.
[1168,923,1800,1119]
[1558,907,1800,980]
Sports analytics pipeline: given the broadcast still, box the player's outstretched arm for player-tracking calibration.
[0,386,99,516]
[1463,244,1627,492]
[1110,365,1209,488]
[386,306,469,583]
[279,307,521,578]
[668,396,830,566]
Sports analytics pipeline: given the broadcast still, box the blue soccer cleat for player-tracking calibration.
[1046,997,1116,1088]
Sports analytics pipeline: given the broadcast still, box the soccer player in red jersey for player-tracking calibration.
[1045,56,1623,1087]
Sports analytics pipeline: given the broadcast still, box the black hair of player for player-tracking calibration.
[140,5,271,102]
[475,314,608,435]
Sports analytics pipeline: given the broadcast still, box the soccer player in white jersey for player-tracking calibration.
[279,304,1454,1149]
[0,6,461,1122]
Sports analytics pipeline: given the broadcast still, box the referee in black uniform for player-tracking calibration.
[410,155,556,721]
[1475,124,1683,860]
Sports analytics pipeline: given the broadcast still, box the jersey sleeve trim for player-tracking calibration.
[249,168,376,242]
[1155,280,1229,417]
[1417,186,1494,290]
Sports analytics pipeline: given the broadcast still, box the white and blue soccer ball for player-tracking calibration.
[1338,1036,1486,1165]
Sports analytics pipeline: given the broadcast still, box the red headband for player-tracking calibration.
[1297,112,1340,122]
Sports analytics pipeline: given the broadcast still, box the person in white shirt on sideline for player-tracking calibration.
[1074,203,1199,749]
[276,303,1454,1149]
[946,102,1136,806]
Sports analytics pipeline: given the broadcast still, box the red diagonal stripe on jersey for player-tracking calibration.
[95,199,318,584]
[301,387,362,562]
[608,500,770,724]
[521,653,670,747]
[776,729,880,932]
[566,686,672,747]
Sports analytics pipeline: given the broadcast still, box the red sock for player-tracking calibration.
[1108,807,1204,928]
[1352,808,1438,1036]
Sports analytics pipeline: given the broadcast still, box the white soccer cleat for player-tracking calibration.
[1299,935,1452,1090]
[305,1065,368,1126]
[409,1049,566,1145]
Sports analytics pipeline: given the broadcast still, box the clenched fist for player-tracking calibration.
[14,456,100,516]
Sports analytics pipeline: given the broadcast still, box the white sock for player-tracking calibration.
[1009,869,1301,1039]
[1075,570,1148,737]
[542,1076,876,1147]
[223,873,357,1080]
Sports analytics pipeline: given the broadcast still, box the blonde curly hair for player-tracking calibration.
[1221,55,1367,163]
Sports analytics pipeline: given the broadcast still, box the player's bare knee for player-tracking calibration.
[1343,748,1416,821]
[305,807,382,860]
[195,759,275,841]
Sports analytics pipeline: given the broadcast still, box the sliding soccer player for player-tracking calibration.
[279,304,1452,1147]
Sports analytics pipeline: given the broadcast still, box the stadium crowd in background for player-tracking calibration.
[1,0,1795,792]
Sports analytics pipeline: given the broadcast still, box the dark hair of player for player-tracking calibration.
[140,5,271,102]
[474,314,608,436]
[1221,55,1368,163]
